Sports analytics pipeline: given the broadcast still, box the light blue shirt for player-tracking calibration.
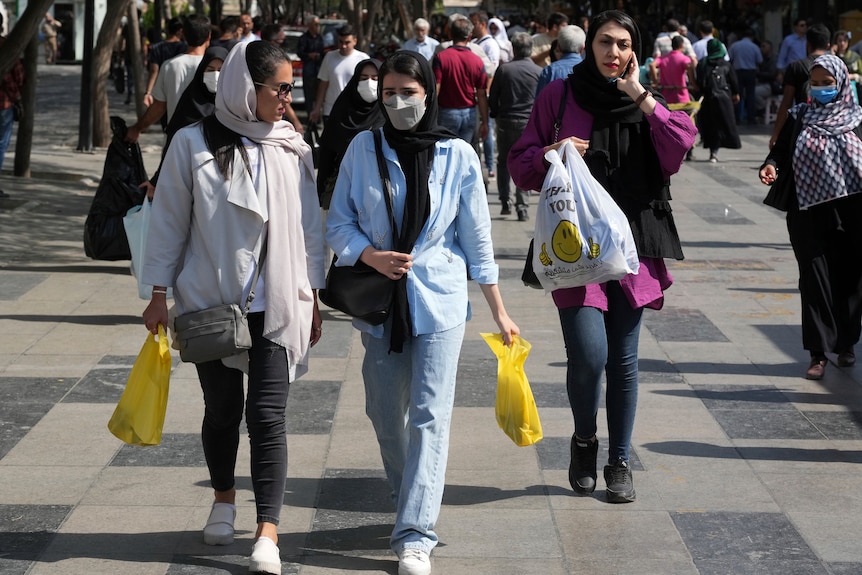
[326,130,498,337]
[403,37,440,61]
[536,52,583,96]
[777,33,807,70]
[728,37,762,70]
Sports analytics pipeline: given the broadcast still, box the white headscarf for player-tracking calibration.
[215,41,316,365]
[489,17,513,63]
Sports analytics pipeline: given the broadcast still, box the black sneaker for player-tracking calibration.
[517,208,529,222]
[603,459,636,503]
[568,435,598,494]
[500,201,511,215]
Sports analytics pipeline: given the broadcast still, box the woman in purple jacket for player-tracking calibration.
[509,10,696,503]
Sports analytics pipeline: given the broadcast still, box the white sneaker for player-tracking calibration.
[398,548,431,575]
[203,502,235,546]
[249,536,281,575]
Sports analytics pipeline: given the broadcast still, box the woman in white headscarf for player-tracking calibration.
[489,17,513,63]
[141,41,325,575]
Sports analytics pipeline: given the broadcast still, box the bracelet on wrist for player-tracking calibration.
[152,288,167,295]
[635,90,652,106]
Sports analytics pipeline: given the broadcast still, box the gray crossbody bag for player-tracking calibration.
[173,237,268,364]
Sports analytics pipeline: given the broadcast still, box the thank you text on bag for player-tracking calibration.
[532,142,639,291]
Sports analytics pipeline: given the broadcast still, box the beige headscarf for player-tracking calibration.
[215,41,316,366]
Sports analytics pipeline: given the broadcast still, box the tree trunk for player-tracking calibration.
[12,36,38,178]
[0,0,57,77]
[93,0,132,146]
[127,2,146,118]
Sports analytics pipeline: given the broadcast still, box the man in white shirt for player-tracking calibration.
[470,10,499,176]
[310,24,370,125]
[653,18,695,60]
[125,14,210,143]
[238,13,257,43]
[403,18,439,61]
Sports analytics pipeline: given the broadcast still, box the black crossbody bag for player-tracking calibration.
[319,130,398,325]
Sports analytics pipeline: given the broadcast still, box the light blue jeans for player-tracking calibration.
[0,107,15,170]
[361,321,466,554]
[438,107,477,144]
[558,281,643,464]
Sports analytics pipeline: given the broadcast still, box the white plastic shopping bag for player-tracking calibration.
[124,201,172,300]
[532,141,639,291]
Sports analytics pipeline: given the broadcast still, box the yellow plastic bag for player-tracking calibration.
[481,333,543,447]
[108,325,172,446]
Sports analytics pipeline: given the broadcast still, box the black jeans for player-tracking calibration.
[195,312,290,525]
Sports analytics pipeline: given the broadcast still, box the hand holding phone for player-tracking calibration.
[608,56,635,83]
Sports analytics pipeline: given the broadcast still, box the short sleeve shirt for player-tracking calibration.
[432,46,487,109]
[152,54,203,122]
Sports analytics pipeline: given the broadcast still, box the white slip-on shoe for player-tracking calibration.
[249,536,281,575]
[203,502,235,546]
[398,548,431,575]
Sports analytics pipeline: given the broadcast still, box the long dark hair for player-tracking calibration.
[204,41,290,179]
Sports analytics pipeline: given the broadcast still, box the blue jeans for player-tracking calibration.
[361,321,466,554]
[482,117,495,172]
[557,282,643,463]
[438,107,477,144]
[0,106,15,170]
[195,313,290,525]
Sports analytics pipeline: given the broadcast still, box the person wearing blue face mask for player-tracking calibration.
[759,54,862,380]
[325,50,519,575]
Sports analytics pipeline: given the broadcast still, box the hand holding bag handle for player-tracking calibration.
[319,129,399,325]
[523,82,570,289]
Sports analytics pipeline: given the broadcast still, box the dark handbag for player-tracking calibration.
[12,100,22,122]
[304,122,320,168]
[319,130,397,325]
[173,239,267,363]
[522,83,569,290]
[762,108,806,213]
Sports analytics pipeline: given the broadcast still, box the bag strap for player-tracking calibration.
[243,233,268,315]
[372,129,397,238]
[553,81,568,143]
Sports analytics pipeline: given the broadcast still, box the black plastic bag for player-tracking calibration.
[83,116,148,261]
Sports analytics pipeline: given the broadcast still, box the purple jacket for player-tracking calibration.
[508,78,697,311]
[508,78,696,192]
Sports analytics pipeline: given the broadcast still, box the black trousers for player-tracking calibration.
[786,195,862,354]
[195,312,290,525]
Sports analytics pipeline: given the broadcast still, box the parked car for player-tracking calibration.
[282,28,305,106]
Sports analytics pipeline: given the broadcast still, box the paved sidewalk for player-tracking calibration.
[1,65,862,575]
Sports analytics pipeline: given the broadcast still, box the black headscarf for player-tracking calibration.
[567,11,681,260]
[379,50,455,353]
[166,46,229,138]
[151,47,228,187]
[317,59,386,207]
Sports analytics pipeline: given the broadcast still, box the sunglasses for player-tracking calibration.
[254,81,294,98]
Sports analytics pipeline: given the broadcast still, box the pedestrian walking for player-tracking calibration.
[695,38,741,162]
[509,9,696,504]
[325,50,519,575]
[759,54,862,380]
[141,41,325,575]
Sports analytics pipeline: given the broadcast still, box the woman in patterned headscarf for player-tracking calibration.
[760,54,862,380]
[142,41,325,575]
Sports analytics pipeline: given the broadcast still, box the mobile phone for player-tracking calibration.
[608,57,635,83]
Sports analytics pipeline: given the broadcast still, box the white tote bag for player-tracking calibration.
[532,141,639,292]
[124,201,173,300]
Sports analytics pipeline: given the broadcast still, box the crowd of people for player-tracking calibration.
[26,6,855,575]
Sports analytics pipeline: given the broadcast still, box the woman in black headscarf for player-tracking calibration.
[149,46,229,190]
[509,10,696,505]
[324,51,519,575]
[316,58,385,209]
[695,38,741,162]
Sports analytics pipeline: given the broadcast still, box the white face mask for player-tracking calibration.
[383,94,426,131]
[203,70,219,94]
[357,78,378,103]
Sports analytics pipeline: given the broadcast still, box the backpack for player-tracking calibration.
[704,63,729,97]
